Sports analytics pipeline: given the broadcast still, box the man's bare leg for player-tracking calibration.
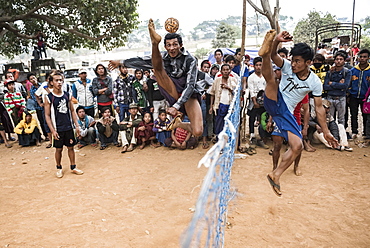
[272,135,284,170]
[148,19,178,100]
[293,152,302,176]
[259,30,278,101]
[173,98,203,137]
[267,131,303,194]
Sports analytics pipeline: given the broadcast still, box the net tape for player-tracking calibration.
[181,76,242,248]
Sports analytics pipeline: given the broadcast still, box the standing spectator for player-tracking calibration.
[209,64,237,136]
[14,111,41,147]
[132,69,149,113]
[324,51,351,126]
[92,64,114,117]
[35,30,47,58]
[277,47,289,59]
[232,48,244,76]
[214,49,223,66]
[349,49,370,138]
[200,60,211,74]
[247,57,268,148]
[72,68,95,118]
[113,64,135,122]
[76,106,97,148]
[146,72,166,121]
[351,43,360,61]
[28,73,48,140]
[209,64,220,79]
[119,103,142,153]
[5,71,27,99]
[3,80,26,126]
[44,71,83,178]
[96,107,119,150]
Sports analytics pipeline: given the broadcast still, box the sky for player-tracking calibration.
[137,0,368,34]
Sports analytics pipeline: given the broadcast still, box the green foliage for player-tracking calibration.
[194,48,210,60]
[363,16,370,35]
[293,11,338,48]
[0,0,139,58]
[212,22,236,48]
[361,36,370,50]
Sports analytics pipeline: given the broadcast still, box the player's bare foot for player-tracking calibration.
[148,18,161,45]
[294,165,302,176]
[258,29,276,56]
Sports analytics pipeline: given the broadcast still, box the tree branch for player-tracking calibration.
[0,2,69,23]
[246,0,265,16]
[0,22,36,39]
[29,13,107,41]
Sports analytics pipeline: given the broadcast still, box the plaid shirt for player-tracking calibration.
[113,74,135,106]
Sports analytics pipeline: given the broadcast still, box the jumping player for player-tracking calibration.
[44,72,84,178]
[259,30,338,196]
[109,19,203,137]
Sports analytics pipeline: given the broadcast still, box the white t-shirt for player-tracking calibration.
[248,72,266,98]
[220,88,231,105]
[280,59,322,113]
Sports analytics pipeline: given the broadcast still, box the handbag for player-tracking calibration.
[362,88,370,114]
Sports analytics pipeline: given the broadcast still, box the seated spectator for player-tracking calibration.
[76,106,97,148]
[135,112,159,149]
[153,108,171,146]
[4,80,26,126]
[119,103,142,153]
[96,107,119,150]
[309,100,352,151]
[164,126,198,150]
[14,111,41,147]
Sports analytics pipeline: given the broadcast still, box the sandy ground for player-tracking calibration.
[0,139,369,247]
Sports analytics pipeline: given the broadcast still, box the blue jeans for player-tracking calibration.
[118,103,130,122]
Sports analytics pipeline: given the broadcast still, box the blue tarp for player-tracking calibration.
[207,47,260,64]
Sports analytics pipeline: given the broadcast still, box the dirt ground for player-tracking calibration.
[0,139,369,247]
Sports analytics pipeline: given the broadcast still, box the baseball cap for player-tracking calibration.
[211,64,220,70]
[78,68,87,74]
[129,103,138,109]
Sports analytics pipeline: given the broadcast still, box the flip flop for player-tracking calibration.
[167,114,183,131]
[267,174,282,197]
[245,147,254,155]
[46,144,52,148]
[202,142,210,149]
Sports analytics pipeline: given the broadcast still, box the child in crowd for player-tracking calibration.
[44,71,83,178]
[96,107,119,150]
[135,112,159,149]
[164,126,198,150]
[76,106,97,148]
[153,109,171,146]
[14,111,41,147]
[119,103,142,153]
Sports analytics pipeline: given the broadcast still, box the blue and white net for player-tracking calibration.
[181,78,242,248]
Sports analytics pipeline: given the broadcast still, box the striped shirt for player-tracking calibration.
[4,92,25,114]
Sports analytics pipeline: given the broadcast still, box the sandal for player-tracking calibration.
[246,147,254,155]
[121,145,128,153]
[91,143,97,147]
[100,146,106,150]
[46,144,52,148]
[127,145,134,152]
[77,144,85,149]
[5,143,12,148]
[202,142,210,149]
